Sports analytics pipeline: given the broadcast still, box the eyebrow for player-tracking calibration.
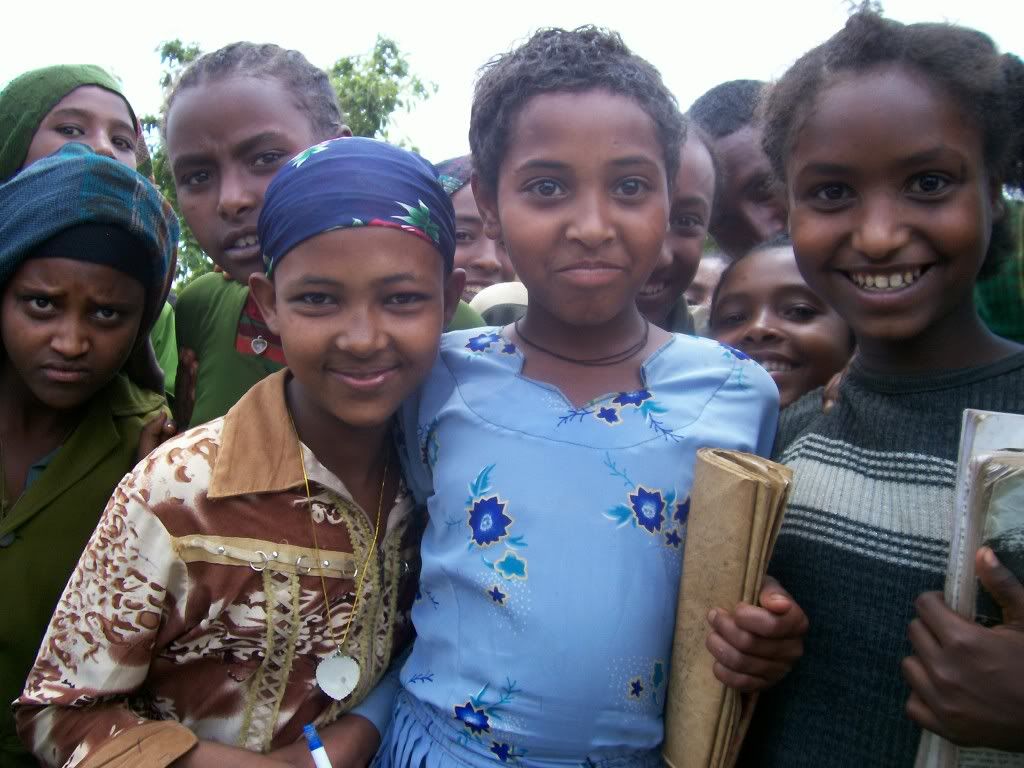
[291,272,425,288]
[48,107,133,133]
[172,131,291,171]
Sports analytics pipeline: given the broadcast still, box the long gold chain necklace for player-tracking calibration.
[294,428,389,701]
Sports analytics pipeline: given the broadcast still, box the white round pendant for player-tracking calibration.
[316,652,360,700]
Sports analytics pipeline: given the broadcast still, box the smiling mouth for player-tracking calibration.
[845,266,927,292]
[638,280,668,298]
[753,358,797,374]
[330,367,399,389]
[225,234,261,257]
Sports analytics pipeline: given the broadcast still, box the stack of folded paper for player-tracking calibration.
[663,449,792,768]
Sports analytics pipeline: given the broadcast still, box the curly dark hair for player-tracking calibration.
[689,80,765,140]
[760,10,1024,275]
[161,42,345,141]
[469,26,685,192]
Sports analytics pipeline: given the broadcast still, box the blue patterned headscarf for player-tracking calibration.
[434,154,473,196]
[259,137,456,275]
[0,142,177,330]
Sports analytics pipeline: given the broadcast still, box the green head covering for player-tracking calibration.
[0,64,140,182]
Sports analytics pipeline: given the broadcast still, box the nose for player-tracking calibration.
[89,132,116,160]
[468,239,503,276]
[853,195,910,260]
[566,190,614,249]
[337,308,386,358]
[51,317,89,358]
[742,307,782,344]
[217,167,258,220]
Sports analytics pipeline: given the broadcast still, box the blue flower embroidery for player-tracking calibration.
[613,389,653,407]
[491,742,513,762]
[501,342,517,355]
[629,487,666,533]
[454,700,491,734]
[469,496,513,547]
[629,678,644,698]
[665,529,682,548]
[488,585,506,604]
[467,332,502,352]
[493,551,528,580]
[674,497,691,525]
[596,406,620,425]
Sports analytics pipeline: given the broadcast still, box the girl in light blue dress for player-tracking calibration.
[375,27,807,767]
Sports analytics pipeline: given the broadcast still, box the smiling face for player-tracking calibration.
[475,89,670,330]
[249,226,462,437]
[711,246,851,407]
[785,65,997,366]
[166,76,329,282]
[2,257,144,411]
[636,135,716,326]
[23,86,137,171]
[711,124,787,259]
[451,185,515,301]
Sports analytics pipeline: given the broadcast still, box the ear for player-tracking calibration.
[471,172,502,242]
[442,268,467,328]
[336,124,354,139]
[248,272,281,335]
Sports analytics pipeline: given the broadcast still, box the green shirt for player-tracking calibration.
[149,300,178,395]
[176,274,485,428]
[0,375,165,767]
[975,201,1024,344]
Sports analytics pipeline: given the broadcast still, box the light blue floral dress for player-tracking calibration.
[377,329,779,767]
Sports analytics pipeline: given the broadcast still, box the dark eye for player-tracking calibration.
[455,229,474,243]
[713,310,746,328]
[616,178,649,197]
[181,170,210,187]
[671,212,704,233]
[254,152,286,168]
[113,135,135,152]
[94,307,122,322]
[907,173,951,196]
[386,292,427,306]
[28,296,54,312]
[56,125,84,137]
[783,304,818,322]
[301,293,333,306]
[811,183,853,207]
[527,179,563,198]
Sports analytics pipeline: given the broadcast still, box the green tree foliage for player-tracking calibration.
[143,37,435,292]
[140,41,204,291]
[330,36,437,142]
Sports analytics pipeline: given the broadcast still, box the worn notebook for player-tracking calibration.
[663,449,792,768]
[915,409,1024,768]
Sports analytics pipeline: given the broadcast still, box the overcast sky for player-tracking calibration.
[4,1,1022,163]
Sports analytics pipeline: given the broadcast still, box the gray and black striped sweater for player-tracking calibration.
[740,351,1024,768]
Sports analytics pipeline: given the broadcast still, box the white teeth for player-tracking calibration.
[849,267,923,292]
[759,360,794,373]
[232,235,259,249]
[640,282,667,297]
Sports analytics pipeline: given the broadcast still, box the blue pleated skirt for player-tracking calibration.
[373,690,665,768]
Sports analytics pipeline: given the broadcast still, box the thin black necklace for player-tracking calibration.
[513,318,650,367]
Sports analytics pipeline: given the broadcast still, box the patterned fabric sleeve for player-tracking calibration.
[14,463,191,768]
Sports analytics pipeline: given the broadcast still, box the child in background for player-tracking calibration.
[685,250,730,333]
[689,80,787,260]
[165,43,483,429]
[436,154,516,301]
[16,138,464,768]
[634,123,718,334]
[0,63,178,398]
[709,236,852,408]
[0,143,177,767]
[740,11,1024,765]
[375,27,807,767]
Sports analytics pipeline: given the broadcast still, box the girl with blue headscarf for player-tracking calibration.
[16,137,463,768]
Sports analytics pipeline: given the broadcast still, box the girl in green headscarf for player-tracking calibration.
[0,64,176,390]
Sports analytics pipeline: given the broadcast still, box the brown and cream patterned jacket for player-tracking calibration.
[15,369,421,767]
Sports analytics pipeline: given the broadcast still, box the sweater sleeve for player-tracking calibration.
[14,464,193,768]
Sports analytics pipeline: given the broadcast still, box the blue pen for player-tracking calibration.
[303,723,334,768]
